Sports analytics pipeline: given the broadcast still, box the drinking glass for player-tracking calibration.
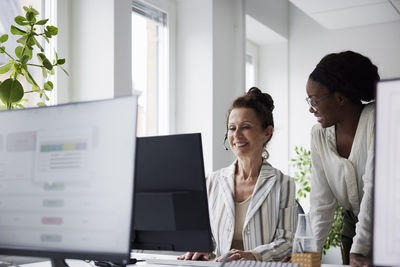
[293,213,318,253]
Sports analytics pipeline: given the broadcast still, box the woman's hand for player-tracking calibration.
[350,253,371,267]
[177,252,209,261]
[216,249,256,262]
[280,256,291,262]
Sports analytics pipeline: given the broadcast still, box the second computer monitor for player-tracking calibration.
[0,96,138,266]
[132,133,213,252]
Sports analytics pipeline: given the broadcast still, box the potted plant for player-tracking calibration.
[291,146,344,261]
[0,5,68,110]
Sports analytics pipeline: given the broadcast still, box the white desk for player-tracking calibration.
[13,253,347,267]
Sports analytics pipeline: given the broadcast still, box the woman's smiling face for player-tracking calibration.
[227,107,271,159]
[306,78,341,128]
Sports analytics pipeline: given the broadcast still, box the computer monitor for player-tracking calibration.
[373,78,400,266]
[131,133,213,253]
[0,96,138,267]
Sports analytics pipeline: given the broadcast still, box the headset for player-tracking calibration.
[223,130,228,151]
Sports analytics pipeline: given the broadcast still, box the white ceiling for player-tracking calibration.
[289,0,400,29]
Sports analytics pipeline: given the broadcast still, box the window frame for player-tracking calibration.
[132,0,176,135]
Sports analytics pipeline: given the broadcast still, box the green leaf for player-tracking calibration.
[41,67,48,78]
[21,68,38,87]
[43,59,53,70]
[0,63,12,74]
[28,6,39,16]
[0,46,5,53]
[44,30,52,38]
[27,37,35,48]
[37,53,53,70]
[10,25,26,35]
[36,19,49,26]
[16,35,28,45]
[32,84,40,92]
[37,53,46,62]
[57,58,66,65]
[60,66,69,76]
[12,63,22,75]
[26,11,36,22]
[0,34,8,43]
[46,25,58,36]
[0,78,24,104]
[32,36,44,52]
[15,16,29,26]
[20,55,29,64]
[43,35,49,43]
[15,46,33,60]
[44,81,53,91]
[37,102,46,107]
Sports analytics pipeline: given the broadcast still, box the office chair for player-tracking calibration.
[296,200,304,215]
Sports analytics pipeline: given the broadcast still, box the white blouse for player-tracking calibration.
[310,102,374,256]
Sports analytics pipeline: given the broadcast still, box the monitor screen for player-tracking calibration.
[132,133,213,253]
[0,96,137,265]
[373,78,400,266]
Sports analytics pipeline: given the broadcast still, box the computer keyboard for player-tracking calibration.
[144,258,299,267]
[145,258,220,267]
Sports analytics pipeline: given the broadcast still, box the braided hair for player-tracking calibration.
[309,50,380,104]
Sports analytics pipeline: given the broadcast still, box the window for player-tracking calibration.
[0,0,55,108]
[246,53,255,90]
[132,0,169,136]
[245,40,259,91]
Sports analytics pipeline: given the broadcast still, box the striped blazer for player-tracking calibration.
[206,160,297,261]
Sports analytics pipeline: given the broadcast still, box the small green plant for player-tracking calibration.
[291,146,343,256]
[0,5,68,110]
[291,146,311,201]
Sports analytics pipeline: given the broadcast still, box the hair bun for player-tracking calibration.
[247,87,275,112]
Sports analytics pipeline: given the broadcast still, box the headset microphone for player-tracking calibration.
[223,131,228,151]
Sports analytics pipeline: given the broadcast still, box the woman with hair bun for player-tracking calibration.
[306,51,379,267]
[179,87,297,262]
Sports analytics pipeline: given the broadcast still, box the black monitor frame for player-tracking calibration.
[131,133,213,253]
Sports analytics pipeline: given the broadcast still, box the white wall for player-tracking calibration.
[175,0,214,172]
[258,42,289,174]
[245,0,290,174]
[212,0,245,170]
[56,0,132,103]
[175,0,245,173]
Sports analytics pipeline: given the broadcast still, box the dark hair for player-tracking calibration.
[309,50,380,104]
[226,87,274,130]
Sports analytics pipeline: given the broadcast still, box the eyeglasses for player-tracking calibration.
[305,93,332,111]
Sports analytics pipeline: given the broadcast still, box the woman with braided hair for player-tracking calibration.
[179,87,297,262]
[306,51,380,267]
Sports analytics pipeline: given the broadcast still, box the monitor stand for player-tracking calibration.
[92,258,139,267]
[49,258,138,267]
[50,258,69,267]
